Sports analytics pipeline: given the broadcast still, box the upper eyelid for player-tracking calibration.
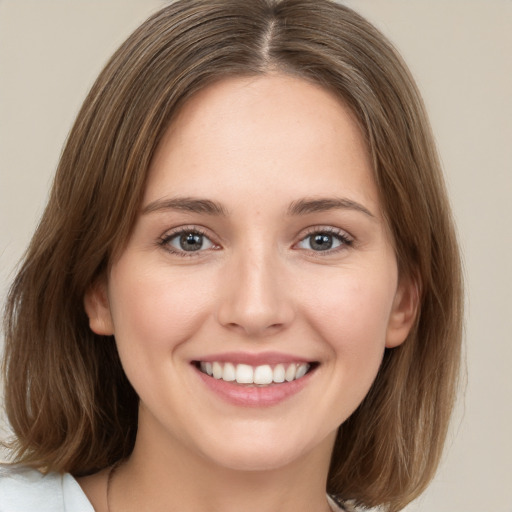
[298,225,354,240]
[161,225,214,240]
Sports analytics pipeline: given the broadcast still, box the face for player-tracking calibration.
[86,74,416,472]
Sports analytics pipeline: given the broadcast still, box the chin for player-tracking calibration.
[207,446,301,472]
[197,428,333,473]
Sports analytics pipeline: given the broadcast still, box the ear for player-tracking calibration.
[385,275,420,348]
[84,278,114,336]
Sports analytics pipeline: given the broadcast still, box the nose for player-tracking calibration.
[215,247,295,338]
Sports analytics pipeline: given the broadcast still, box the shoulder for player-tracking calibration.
[0,466,64,512]
[0,465,93,512]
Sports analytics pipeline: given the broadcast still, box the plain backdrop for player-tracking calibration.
[1,1,511,511]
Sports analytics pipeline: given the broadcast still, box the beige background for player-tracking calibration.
[1,1,511,511]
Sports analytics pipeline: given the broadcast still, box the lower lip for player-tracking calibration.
[194,366,314,407]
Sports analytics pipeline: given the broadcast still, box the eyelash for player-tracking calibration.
[158,225,354,258]
[158,226,216,258]
[297,226,354,256]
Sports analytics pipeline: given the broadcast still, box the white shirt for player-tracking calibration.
[0,466,346,511]
[0,466,93,511]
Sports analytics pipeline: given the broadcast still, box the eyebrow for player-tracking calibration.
[142,195,375,219]
[142,197,228,216]
[287,197,375,218]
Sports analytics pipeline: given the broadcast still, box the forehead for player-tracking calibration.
[145,73,378,213]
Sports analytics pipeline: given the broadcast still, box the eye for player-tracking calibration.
[160,228,216,255]
[296,229,353,252]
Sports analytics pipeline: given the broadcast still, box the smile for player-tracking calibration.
[198,361,312,386]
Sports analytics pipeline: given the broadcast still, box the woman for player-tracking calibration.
[1,1,463,511]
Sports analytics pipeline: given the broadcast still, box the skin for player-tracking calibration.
[81,74,417,512]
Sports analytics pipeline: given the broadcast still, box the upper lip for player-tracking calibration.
[192,351,315,366]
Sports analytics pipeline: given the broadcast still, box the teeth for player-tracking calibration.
[236,364,253,384]
[285,364,296,382]
[199,361,311,385]
[200,362,213,376]
[296,364,308,379]
[212,361,223,379]
[273,363,285,383]
[223,362,236,382]
[254,364,273,385]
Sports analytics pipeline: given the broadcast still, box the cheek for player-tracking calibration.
[107,262,215,357]
[304,267,396,368]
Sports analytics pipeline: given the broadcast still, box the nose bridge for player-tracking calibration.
[217,240,294,336]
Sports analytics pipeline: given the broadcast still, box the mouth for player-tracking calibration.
[194,361,318,386]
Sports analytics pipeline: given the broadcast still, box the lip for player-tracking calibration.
[194,351,311,366]
[191,352,317,407]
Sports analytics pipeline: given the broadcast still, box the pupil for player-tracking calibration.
[311,234,332,251]
[180,233,202,251]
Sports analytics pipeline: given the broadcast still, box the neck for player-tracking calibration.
[111,416,335,512]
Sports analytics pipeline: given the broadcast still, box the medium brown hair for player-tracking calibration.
[2,1,463,510]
